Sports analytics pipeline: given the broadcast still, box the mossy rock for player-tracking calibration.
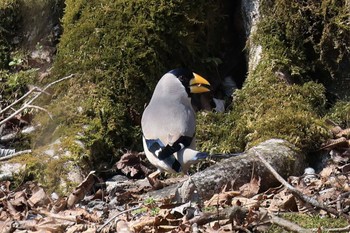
[257,0,350,100]
[197,0,350,154]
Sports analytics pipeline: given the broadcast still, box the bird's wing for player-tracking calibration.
[141,99,195,161]
[143,137,182,172]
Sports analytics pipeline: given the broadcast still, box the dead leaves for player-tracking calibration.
[3,144,350,233]
[115,152,153,178]
[0,180,105,232]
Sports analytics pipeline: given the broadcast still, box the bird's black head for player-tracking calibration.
[169,68,193,91]
[169,68,210,96]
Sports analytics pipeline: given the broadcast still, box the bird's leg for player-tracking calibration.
[148,170,161,179]
[147,170,164,190]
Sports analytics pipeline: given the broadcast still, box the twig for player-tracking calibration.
[336,191,350,214]
[97,206,141,232]
[0,149,32,161]
[25,74,74,106]
[26,105,53,119]
[269,214,311,233]
[0,74,74,126]
[39,209,77,222]
[0,87,38,115]
[311,225,350,232]
[252,148,350,220]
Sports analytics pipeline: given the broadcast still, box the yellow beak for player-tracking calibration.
[189,73,211,93]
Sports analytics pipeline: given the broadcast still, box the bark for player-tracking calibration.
[143,139,306,203]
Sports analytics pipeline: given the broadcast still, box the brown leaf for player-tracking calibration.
[52,198,68,213]
[67,171,96,208]
[115,152,152,177]
[231,197,258,209]
[5,200,22,220]
[28,187,50,208]
[0,220,14,233]
[267,188,297,212]
[205,191,240,207]
[35,218,71,232]
[10,190,27,207]
[239,177,261,198]
[336,128,350,138]
[319,165,337,179]
[131,216,156,232]
[0,210,10,221]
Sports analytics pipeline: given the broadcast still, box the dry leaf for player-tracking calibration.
[205,191,240,207]
[67,171,96,208]
[267,188,297,212]
[28,187,50,208]
[239,177,261,198]
[116,152,152,177]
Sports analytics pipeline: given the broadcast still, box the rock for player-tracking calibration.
[0,163,25,180]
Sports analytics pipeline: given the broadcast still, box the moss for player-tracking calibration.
[10,153,48,188]
[0,69,39,127]
[11,146,81,194]
[35,0,230,172]
[267,213,348,232]
[325,101,350,128]
[0,0,21,69]
[197,65,330,153]
[257,0,350,99]
[197,0,350,154]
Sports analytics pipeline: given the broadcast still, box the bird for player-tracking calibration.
[141,68,211,182]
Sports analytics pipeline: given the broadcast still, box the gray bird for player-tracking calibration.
[141,68,211,179]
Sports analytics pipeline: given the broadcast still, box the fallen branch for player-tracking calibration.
[336,191,350,214]
[188,206,248,227]
[0,74,74,126]
[311,225,350,233]
[38,210,77,222]
[144,139,305,203]
[252,148,350,220]
[0,149,32,161]
[269,214,311,233]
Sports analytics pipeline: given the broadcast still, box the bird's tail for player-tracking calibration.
[194,152,209,160]
[209,152,244,159]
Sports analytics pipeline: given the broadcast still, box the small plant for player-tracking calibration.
[9,57,23,67]
[143,197,160,216]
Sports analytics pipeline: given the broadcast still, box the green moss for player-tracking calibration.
[10,153,48,188]
[267,213,348,232]
[11,148,81,194]
[325,101,350,128]
[0,69,39,122]
[0,0,21,69]
[197,65,330,153]
[36,0,230,171]
[257,0,350,99]
[197,0,349,154]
